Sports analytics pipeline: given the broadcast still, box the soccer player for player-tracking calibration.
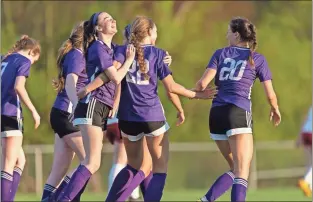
[1,35,41,201]
[106,24,172,201]
[297,106,312,197]
[57,12,136,201]
[41,21,88,201]
[101,16,216,202]
[196,17,281,202]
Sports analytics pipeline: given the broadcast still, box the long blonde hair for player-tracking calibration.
[129,16,155,80]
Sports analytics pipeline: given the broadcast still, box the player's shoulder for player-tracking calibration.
[149,46,167,59]
[90,40,113,57]
[67,48,83,58]
[65,48,84,63]
[114,44,127,53]
[6,53,30,66]
[91,40,108,51]
[252,51,265,60]
[210,47,225,57]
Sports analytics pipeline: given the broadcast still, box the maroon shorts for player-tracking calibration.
[106,123,122,145]
[301,132,312,146]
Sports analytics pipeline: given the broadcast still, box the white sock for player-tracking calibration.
[130,186,140,199]
[108,163,126,192]
[304,166,312,190]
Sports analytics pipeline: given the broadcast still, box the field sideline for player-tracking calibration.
[15,187,310,201]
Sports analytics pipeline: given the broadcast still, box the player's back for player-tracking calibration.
[117,45,171,122]
[210,46,271,112]
[53,48,87,113]
[1,53,31,116]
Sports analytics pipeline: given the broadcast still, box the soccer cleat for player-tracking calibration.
[298,179,312,197]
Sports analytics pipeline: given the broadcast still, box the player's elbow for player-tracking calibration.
[165,83,175,94]
[14,84,24,94]
[166,90,174,100]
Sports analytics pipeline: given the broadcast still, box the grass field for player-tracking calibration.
[15,187,310,201]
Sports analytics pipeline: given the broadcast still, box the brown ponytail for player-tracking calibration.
[230,17,257,68]
[52,39,73,92]
[52,21,87,93]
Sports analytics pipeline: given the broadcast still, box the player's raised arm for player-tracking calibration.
[104,44,136,84]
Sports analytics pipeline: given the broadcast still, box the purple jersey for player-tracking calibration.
[53,49,87,112]
[1,53,31,118]
[116,45,172,122]
[207,46,272,112]
[81,40,116,107]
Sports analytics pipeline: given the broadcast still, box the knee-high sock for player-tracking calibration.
[10,167,23,201]
[1,171,13,201]
[201,171,235,202]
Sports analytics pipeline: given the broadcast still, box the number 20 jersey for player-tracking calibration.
[207,46,272,112]
[114,45,172,122]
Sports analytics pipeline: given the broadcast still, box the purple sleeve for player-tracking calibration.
[96,45,114,72]
[206,50,220,69]
[66,52,85,76]
[255,55,272,82]
[114,46,126,64]
[16,61,31,78]
[157,50,172,80]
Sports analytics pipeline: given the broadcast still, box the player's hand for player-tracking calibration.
[32,110,41,129]
[126,44,136,61]
[270,107,281,126]
[108,107,118,118]
[77,87,89,100]
[163,51,172,66]
[194,86,217,100]
[176,111,185,126]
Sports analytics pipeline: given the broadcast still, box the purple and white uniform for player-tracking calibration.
[1,53,31,137]
[73,40,116,130]
[50,48,87,137]
[53,49,87,113]
[207,46,272,140]
[115,45,171,141]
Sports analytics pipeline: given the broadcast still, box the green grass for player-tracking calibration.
[15,187,310,201]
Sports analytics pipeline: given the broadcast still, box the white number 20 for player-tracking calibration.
[126,59,150,85]
[219,58,247,81]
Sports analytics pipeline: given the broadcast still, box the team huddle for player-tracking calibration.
[1,11,282,202]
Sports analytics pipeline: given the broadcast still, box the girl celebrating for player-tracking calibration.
[196,17,281,202]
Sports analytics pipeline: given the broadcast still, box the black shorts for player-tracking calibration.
[119,120,170,141]
[209,104,253,140]
[50,107,80,138]
[1,115,23,137]
[73,98,110,131]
